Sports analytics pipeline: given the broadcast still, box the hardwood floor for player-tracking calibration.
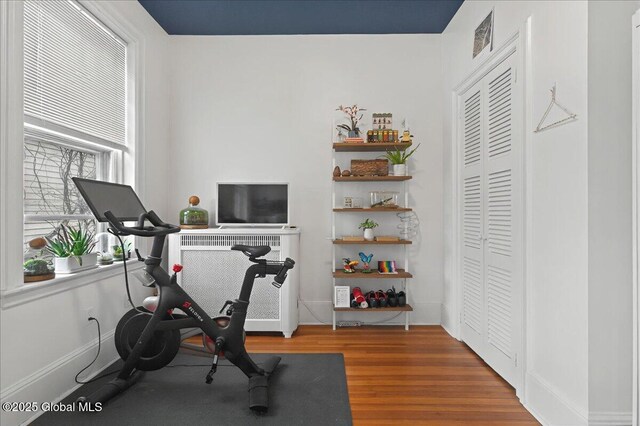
[244,325,539,425]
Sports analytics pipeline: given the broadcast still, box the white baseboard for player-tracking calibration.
[1,330,118,426]
[524,372,589,426]
[298,300,442,325]
[588,412,632,426]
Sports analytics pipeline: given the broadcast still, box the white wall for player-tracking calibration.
[442,1,590,424]
[443,1,640,424]
[587,0,639,420]
[0,2,170,425]
[167,34,443,325]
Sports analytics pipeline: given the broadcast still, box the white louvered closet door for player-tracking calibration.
[460,52,521,388]
[461,83,485,354]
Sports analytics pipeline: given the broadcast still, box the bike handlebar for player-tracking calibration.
[104,210,181,237]
[273,258,295,287]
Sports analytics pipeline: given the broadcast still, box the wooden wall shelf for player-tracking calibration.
[331,131,414,330]
[333,269,413,279]
[333,239,412,245]
[333,142,412,152]
[333,207,412,212]
[333,304,414,312]
[333,175,412,182]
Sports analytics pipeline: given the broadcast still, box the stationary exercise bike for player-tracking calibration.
[72,178,295,413]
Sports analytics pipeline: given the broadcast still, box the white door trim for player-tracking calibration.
[450,19,532,400]
[632,9,640,426]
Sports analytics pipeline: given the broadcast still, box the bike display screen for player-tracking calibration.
[73,178,148,222]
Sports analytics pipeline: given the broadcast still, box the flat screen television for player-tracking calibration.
[216,183,289,226]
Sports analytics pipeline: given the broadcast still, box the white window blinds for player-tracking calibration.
[23,0,126,145]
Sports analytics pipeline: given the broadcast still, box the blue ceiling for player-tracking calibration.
[138,0,464,35]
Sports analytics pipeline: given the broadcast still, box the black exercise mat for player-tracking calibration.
[34,353,352,426]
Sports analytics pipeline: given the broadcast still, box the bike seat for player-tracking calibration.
[231,245,271,258]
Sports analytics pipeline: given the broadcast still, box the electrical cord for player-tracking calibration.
[74,317,120,384]
[366,312,403,324]
[298,298,331,325]
[108,228,149,316]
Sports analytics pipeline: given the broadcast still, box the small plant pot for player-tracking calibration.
[363,229,374,241]
[112,245,131,262]
[98,253,114,266]
[23,259,55,283]
[348,130,358,138]
[54,253,99,274]
[393,164,407,176]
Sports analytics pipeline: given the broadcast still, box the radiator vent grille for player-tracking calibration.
[180,234,281,248]
[181,249,281,320]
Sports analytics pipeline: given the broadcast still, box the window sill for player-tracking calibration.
[0,259,145,309]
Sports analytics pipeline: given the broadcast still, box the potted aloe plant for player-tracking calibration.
[45,224,98,274]
[382,143,421,176]
[359,218,379,241]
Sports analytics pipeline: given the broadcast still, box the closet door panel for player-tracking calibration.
[482,54,520,387]
[461,84,485,353]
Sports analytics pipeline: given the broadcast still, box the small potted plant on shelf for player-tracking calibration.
[382,143,421,176]
[23,237,55,283]
[336,104,366,140]
[359,218,379,241]
[45,224,97,274]
[98,252,114,266]
[112,239,132,261]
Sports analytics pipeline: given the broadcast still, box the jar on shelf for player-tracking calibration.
[180,196,209,229]
[370,191,399,208]
[23,237,55,283]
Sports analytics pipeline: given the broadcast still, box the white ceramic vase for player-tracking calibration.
[54,253,98,274]
[363,228,374,241]
[393,164,407,176]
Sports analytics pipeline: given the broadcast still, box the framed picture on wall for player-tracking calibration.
[473,9,494,58]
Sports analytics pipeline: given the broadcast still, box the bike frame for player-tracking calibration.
[71,178,291,412]
[117,234,281,381]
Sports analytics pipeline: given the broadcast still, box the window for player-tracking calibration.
[22,0,127,246]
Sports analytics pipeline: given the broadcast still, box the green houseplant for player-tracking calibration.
[45,224,98,273]
[23,236,55,282]
[23,258,51,275]
[359,218,379,241]
[112,240,132,261]
[382,143,421,176]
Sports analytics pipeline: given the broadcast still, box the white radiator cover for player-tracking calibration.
[168,228,300,337]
